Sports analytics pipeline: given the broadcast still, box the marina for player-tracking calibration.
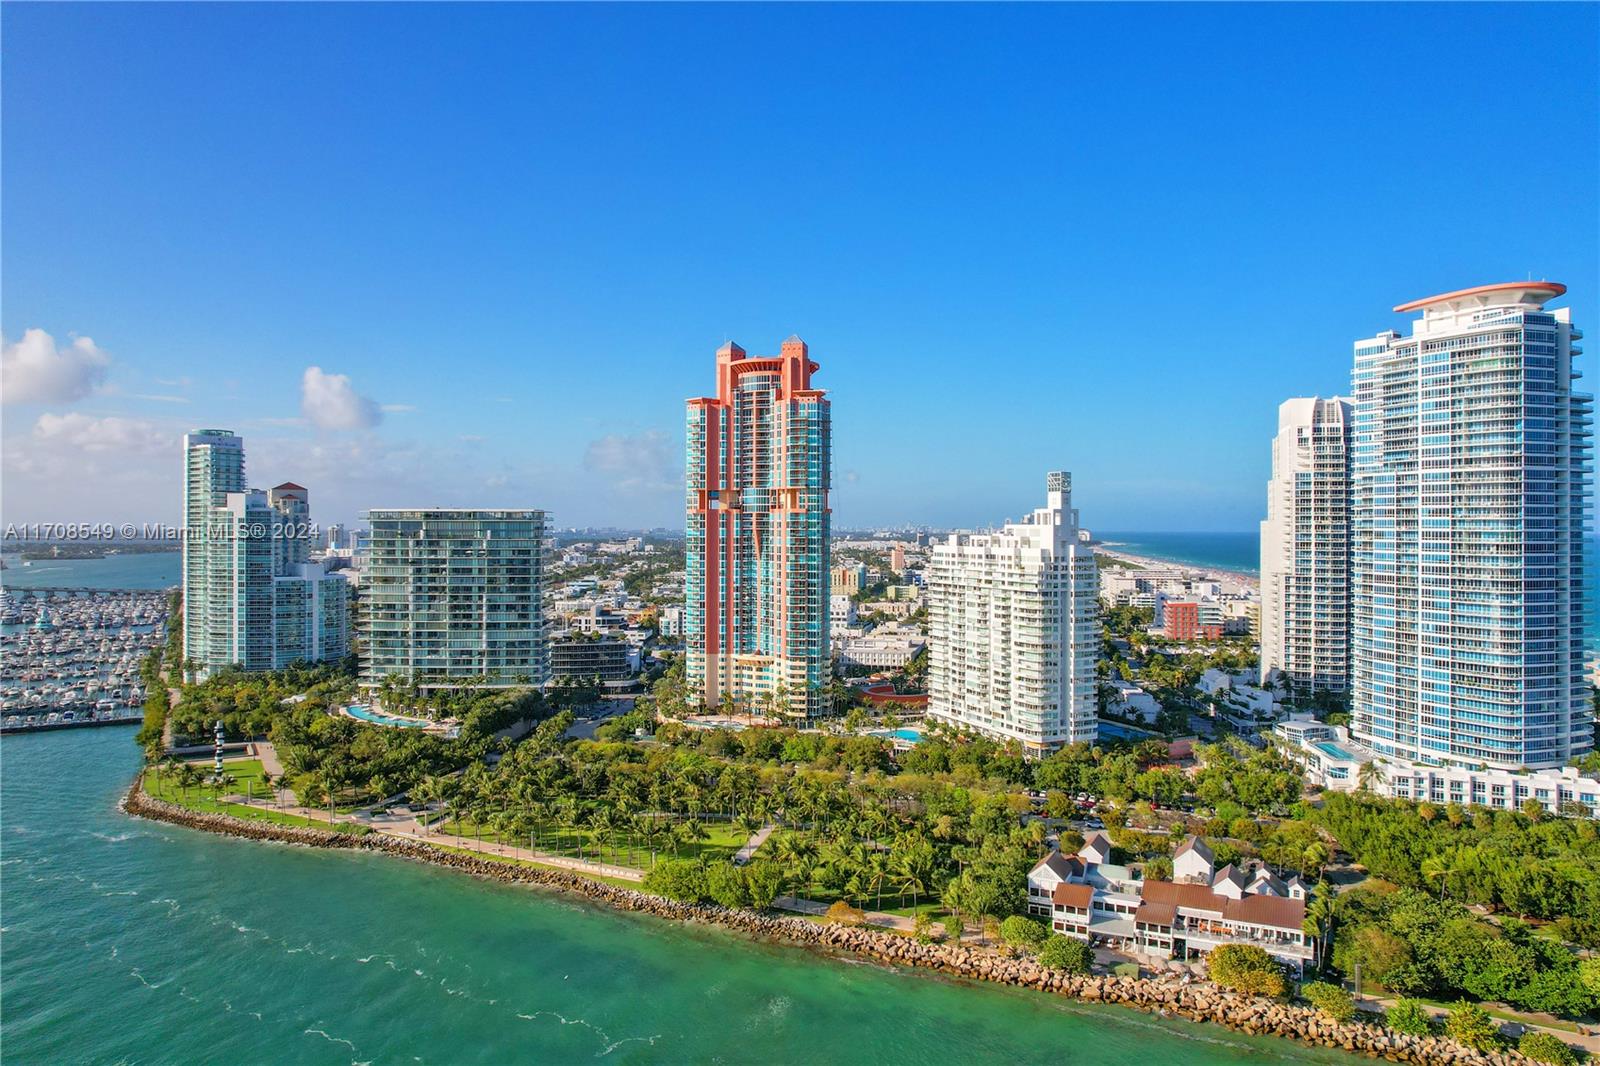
[0,586,169,733]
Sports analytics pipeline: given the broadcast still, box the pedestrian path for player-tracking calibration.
[773,894,922,934]
[732,824,776,865]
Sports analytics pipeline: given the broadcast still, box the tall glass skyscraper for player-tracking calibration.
[182,429,245,667]
[360,509,549,689]
[181,430,349,677]
[1351,282,1591,772]
[685,337,830,719]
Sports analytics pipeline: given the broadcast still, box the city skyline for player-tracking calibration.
[3,4,1595,532]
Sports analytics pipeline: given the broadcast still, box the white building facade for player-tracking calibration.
[927,472,1099,754]
[1351,283,1592,772]
[1259,397,1353,695]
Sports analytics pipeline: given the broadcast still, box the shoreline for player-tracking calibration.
[1095,544,1260,592]
[123,776,1528,1066]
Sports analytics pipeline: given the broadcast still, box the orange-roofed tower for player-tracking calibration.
[685,336,831,719]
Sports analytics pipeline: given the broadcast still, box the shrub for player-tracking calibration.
[1383,998,1433,1037]
[706,862,750,909]
[642,859,709,903]
[1000,915,1047,948]
[1112,962,1141,978]
[1300,981,1355,1023]
[912,912,935,943]
[743,862,781,911]
[824,901,866,927]
[1038,934,1094,974]
[1443,1000,1503,1053]
[1209,944,1285,998]
[1517,1032,1577,1066]
[939,917,963,942]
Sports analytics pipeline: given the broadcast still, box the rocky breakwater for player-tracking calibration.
[125,782,1531,1066]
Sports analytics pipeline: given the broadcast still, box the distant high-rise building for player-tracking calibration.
[927,472,1099,754]
[182,429,245,667]
[181,432,348,676]
[325,523,347,551]
[1351,282,1591,771]
[268,482,311,571]
[685,337,830,719]
[360,510,550,689]
[1259,397,1353,695]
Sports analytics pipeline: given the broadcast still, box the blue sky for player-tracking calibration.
[3,3,1596,532]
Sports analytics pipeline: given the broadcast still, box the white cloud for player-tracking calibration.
[31,412,171,454]
[131,394,190,404]
[583,429,680,494]
[2,329,111,405]
[300,366,382,430]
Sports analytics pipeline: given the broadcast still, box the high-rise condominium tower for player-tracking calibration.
[181,431,348,676]
[360,510,549,689]
[1351,282,1591,771]
[927,472,1099,754]
[685,337,830,719]
[183,429,246,666]
[1260,397,1353,695]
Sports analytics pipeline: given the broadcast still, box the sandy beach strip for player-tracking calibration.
[1093,545,1259,592]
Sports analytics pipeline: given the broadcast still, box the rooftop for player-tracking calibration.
[1393,280,1565,314]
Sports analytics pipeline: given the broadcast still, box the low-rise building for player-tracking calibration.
[830,595,858,628]
[658,605,684,639]
[1027,834,1314,972]
[549,635,636,686]
[1273,715,1600,817]
[1106,680,1160,724]
[836,632,926,670]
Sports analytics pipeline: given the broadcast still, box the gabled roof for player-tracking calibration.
[1029,850,1084,881]
[1248,869,1287,897]
[1135,901,1176,928]
[1174,835,1214,864]
[1052,882,1095,910]
[1079,830,1112,863]
[1140,879,1306,932]
[1212,863,1246,890]
[272,482,307,491]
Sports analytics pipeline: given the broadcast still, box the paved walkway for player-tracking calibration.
[1356,991,1599,1057]
[731,825,776,865]
[218,784,646,883]
[773,895,922,934]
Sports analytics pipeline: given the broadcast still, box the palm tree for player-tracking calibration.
[1421,853,1457,900]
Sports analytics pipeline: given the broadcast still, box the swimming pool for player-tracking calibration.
[1314,740,1356,761]
[872,727,923,742]
[346,704,430,729]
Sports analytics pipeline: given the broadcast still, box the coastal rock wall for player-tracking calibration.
[124,783,1530,1066]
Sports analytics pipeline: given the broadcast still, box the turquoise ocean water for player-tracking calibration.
[1,729,1360,1065]
[1099,533,1599,653]
[1,551,181,591]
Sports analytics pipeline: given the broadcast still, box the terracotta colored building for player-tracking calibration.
[685,337,831,718]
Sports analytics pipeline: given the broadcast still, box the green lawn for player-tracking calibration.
[432,815,753,871]
[143,761,365,833]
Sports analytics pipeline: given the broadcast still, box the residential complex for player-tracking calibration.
[685,337,831,718]
[180,430,348,677]
[926,472,1099,753]
[1027,834,1314,972]
[1275,716,1600,818]
[1259,397,1352,694]
[360,509,550,689]
[1351,282,1591,772]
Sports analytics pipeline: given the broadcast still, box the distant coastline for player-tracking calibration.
[1094,532,1259,592]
